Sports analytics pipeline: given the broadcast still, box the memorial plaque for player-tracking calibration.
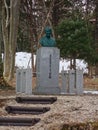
[35,47,60,94]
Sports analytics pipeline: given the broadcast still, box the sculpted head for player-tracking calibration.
[39,26,56,47]
[44,27,52,38]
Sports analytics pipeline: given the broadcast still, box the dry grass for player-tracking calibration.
[84,77,98,90]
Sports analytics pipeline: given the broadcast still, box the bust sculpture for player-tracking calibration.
[39,26,56,47]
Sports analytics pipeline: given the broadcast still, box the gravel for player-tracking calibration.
[0,95,98,130]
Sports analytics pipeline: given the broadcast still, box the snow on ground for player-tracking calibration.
[59,59,88,73]
[84,91,98,94]
[15,52,36,69]
[15,52,88,73]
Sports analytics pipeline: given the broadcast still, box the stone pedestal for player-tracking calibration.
[35,47,60,94]
[61,70,83,95]
[16,68,32,94]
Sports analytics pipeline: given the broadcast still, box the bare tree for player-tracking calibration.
[21,0,55,75]
[95,0,98,75]
[2,0,21,81]
[0,0,2,64]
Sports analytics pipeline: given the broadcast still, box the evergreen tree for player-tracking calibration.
[56,18,96,69]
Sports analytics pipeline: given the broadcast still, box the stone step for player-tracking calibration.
[0,117,40,126]
[5,106,50,115]
[16,96,57,104]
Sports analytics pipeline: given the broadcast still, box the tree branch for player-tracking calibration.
[4,0,10,28]
[38,0,55,43]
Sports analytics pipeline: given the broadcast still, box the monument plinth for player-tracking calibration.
[35,47,60,94]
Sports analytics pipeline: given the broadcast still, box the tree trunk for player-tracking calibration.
[0,0,3,77]
[8,0,21,80]
[2,0,21,81]
[70,58,73,69]
[73,58,76,70]
[95,0,98,76]
[2,3,10,79]
[0,1,2,64]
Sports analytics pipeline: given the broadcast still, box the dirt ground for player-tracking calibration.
[84,77,98,90]
[0,77,98,130]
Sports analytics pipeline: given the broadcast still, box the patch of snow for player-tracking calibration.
[15,52,32,69]
[59,59,88,73]
[84,91,98,94]
[15,52,88,73]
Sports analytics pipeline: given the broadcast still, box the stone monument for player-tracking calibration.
[16,68,32,94]
[35,27,60,94]
[61,69,83,95]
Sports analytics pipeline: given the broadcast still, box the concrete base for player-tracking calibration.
[34,86,60,95]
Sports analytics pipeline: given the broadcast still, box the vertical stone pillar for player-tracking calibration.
[35,47,60,94]
[21,69,26,93]
[76,70,83,94]
[16,68,32,94]
[69,70,76,94]
[61,71,68,94]
[25,68,32,94]
[16,69,21,93]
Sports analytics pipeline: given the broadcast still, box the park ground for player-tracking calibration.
[0,77,98,129]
